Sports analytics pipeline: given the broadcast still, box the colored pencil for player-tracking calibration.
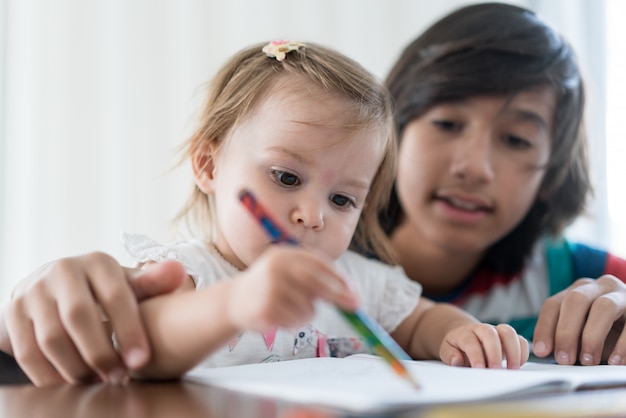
[238,189,420,388]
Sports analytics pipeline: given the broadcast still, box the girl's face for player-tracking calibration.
[197,85,385,270]
[395,87,555,257]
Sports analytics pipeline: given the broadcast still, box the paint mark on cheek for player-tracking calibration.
[321,170,336,185]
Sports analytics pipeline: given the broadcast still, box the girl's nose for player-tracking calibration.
[449,135,495,184]
[290,203,325,231]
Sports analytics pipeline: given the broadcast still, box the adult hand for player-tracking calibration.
[1,253,187,386]
[533,275,626,365]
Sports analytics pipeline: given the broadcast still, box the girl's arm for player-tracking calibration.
[133,280,241,379]
[134,246,358,380]
[391,297,529,369]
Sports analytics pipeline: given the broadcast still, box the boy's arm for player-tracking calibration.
[534,275,626,366]
[0,258,187,386]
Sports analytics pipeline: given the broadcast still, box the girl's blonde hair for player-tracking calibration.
[175,41,397,263]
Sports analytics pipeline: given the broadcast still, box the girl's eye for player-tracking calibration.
[432,119,461,132]
[503,135,532,149]
[330,193,355,208]
[272,170,300,187]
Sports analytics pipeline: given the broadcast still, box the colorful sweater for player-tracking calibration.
[428,237,626,341]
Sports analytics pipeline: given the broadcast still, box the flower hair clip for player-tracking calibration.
[262,40,305,61]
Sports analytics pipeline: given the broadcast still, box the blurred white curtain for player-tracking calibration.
[0,0,606,295]
[528,0,609,249]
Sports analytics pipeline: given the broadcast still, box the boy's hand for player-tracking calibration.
[533,275,626,366]
[2,254,187,386]
[440,323,529,369]
[226,246,358,332]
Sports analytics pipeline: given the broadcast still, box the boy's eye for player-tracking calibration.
[330,193,354,208]
[272,170,300,187]
[432,120,461,131]
[503,135,532,149]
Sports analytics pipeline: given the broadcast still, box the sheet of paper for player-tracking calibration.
[519,360,626,389]
[184,355,626,413]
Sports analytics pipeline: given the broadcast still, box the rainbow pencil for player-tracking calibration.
[238,189,420,388]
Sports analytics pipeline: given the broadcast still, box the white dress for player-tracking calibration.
[122,232,422,368]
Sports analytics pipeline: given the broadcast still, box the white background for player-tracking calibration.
[0,0,616,296]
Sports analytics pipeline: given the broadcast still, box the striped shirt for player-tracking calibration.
[426,237,626,341]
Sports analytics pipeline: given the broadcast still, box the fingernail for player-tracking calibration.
[556,350,569,364]
[450,356,462,367]
[581,352,593,365]
[609,354,622,365]
[125,348,148,369]
[107,368,128,385]
[532,340,546,354]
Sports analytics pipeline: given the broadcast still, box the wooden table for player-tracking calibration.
[0,351,343,418]
[2,380,626,418]
[0,380,350,418]
[2,351,626,418]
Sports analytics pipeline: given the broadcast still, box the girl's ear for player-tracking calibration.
[192,141,219,194]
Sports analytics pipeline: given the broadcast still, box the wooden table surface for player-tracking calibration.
[3,351,626,418]
[0,380,348,418]
[3,380,626,418]
[0,351,343,418]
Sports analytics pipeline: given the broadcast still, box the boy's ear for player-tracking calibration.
[537,182,551,201]
[192,141,219,194]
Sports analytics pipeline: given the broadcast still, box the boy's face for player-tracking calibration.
[396,87,555,258]
[197,86,385,270]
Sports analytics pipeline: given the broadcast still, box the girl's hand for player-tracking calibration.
[2,254,187,386]
[440,323,529,369]
[226,246,358,332]
[533,275,626,366]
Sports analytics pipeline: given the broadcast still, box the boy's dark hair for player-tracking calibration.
[380,2,591,274]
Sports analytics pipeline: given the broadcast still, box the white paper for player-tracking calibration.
[183,355,626,413]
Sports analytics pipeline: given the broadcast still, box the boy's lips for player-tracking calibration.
[433,190,494,213]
